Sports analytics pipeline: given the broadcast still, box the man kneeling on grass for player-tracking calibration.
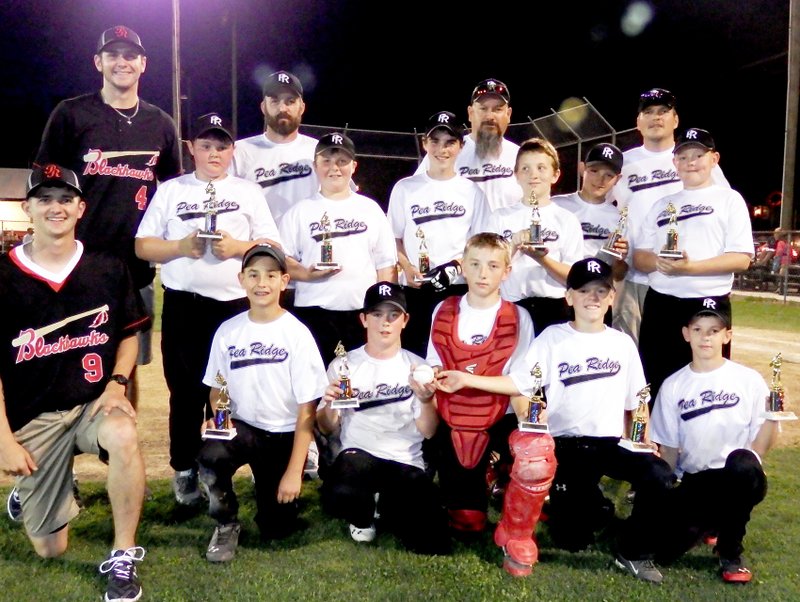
[197,244,326,562]
[0,165,150,602]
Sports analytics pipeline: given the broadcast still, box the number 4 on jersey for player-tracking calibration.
[134,185,148,210]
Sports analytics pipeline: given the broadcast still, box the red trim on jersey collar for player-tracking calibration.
[9,247,70,292]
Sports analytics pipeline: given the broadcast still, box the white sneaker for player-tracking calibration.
[304,441,320,480]
[349,523,377,543]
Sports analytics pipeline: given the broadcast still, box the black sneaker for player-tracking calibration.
[614,553,663,583]
[99,546,145,601]
[206,522,242,562]
[7,487,22,522]
[172,469,203,505]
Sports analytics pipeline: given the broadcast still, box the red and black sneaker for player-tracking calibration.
[720,556,753,583]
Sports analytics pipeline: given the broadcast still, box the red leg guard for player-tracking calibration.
[448,508,487,533]
[494,431,556,576]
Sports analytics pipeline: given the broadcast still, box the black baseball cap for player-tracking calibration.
[471,78,511,104]
[425,111,464,140]
[262,70,303,98]
[242,243,287,272]
[674,128,716,154]
[566,257,614,290]
[315,132,356,159]
[26,164,82,198]
[97,26,145,55]
[638,88,676,112]
[686,296,732,328]
[193,112,234,142]
[584,143,623,175]
[363,281,408,313]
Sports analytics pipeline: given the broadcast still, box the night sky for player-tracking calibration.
[1,0,791,225]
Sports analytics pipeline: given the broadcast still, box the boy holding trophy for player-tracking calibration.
[649,302,780,583]
[316,282,450,554]
[633,128,753,400]
[279,132,397,365]
[437,258,674,582]
[484,138,584,335]
[135,113,281,506]
[197,244,327,562]
[388,111,490,355]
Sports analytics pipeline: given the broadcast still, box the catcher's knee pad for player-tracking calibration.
[448,508,487,533]
[494,432,557,576]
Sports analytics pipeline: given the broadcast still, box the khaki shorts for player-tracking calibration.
[611,279,649,346]
[13,403,106,537]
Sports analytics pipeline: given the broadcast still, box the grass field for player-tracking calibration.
[2,448,799,601]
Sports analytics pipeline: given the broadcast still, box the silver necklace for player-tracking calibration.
[109,101,140,125]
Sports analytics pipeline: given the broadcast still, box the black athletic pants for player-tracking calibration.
[401,283,468,357]
[290,305,364,366]
[197,419,300,539]
[653,449,767,563]
[515,296,570,336]
[161,288,248,472]
[547,436,675,558]
[321,448,450,554]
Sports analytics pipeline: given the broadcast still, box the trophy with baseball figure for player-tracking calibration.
[765,353,797,421]
[597,207,628,261]
[203,372,238,440]
[518,364,549,433]
[198,180,224,240]
[315,211,340,270]
[414,227,433,282]
[618,384,654,452]
[331,341,359,409]
[658,202,683,259]
[526,190,547,251]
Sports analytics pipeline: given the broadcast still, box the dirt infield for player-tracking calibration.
[2,327,798,487]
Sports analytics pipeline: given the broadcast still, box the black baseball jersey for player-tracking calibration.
[0,246,149,432]
[35,92,182,287]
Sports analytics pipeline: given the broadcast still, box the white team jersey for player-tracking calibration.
[203,310,326,432]
[387,171,489,284]
[230,133,319,225]
[609,145,729,285]
[279,192,397,310]
[320,346,428,470]
[136,173,281,301]
[639,185,754,297]
[425,296,534,375]
[416,136,522,212]
[552,192,622,258]
[510,323,646,438]
[484,201,584,300]
[650,360,768,477]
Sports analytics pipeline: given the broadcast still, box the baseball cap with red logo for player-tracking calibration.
[26,164,83,198]
[471,78,511,105]
[97,25,146,55]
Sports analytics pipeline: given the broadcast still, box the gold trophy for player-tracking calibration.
[330,341,359,409]
[414,227,433,282]
[597,207,628,261]
[519,363,549,433]
[202,372,238,440]
[618,385,653,452]
[197,180,223,240]
[765,353,797,421]
[315,212,340,270]
[526,190,547,250]
[658,202,683,258]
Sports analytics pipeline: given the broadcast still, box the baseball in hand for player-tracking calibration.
[412,364,435,385]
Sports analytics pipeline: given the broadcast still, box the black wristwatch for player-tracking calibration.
[109,374,130,387]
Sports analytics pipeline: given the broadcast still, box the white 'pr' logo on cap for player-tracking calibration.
[277,73,290,84]
[438,113,450,123]
[703,298,716,309]
[379,284,391,296]
[331,134,343,145]
[210,115,222,126]
[602,147,614,159]
[686,129,698,139]
[587,260,601,274]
